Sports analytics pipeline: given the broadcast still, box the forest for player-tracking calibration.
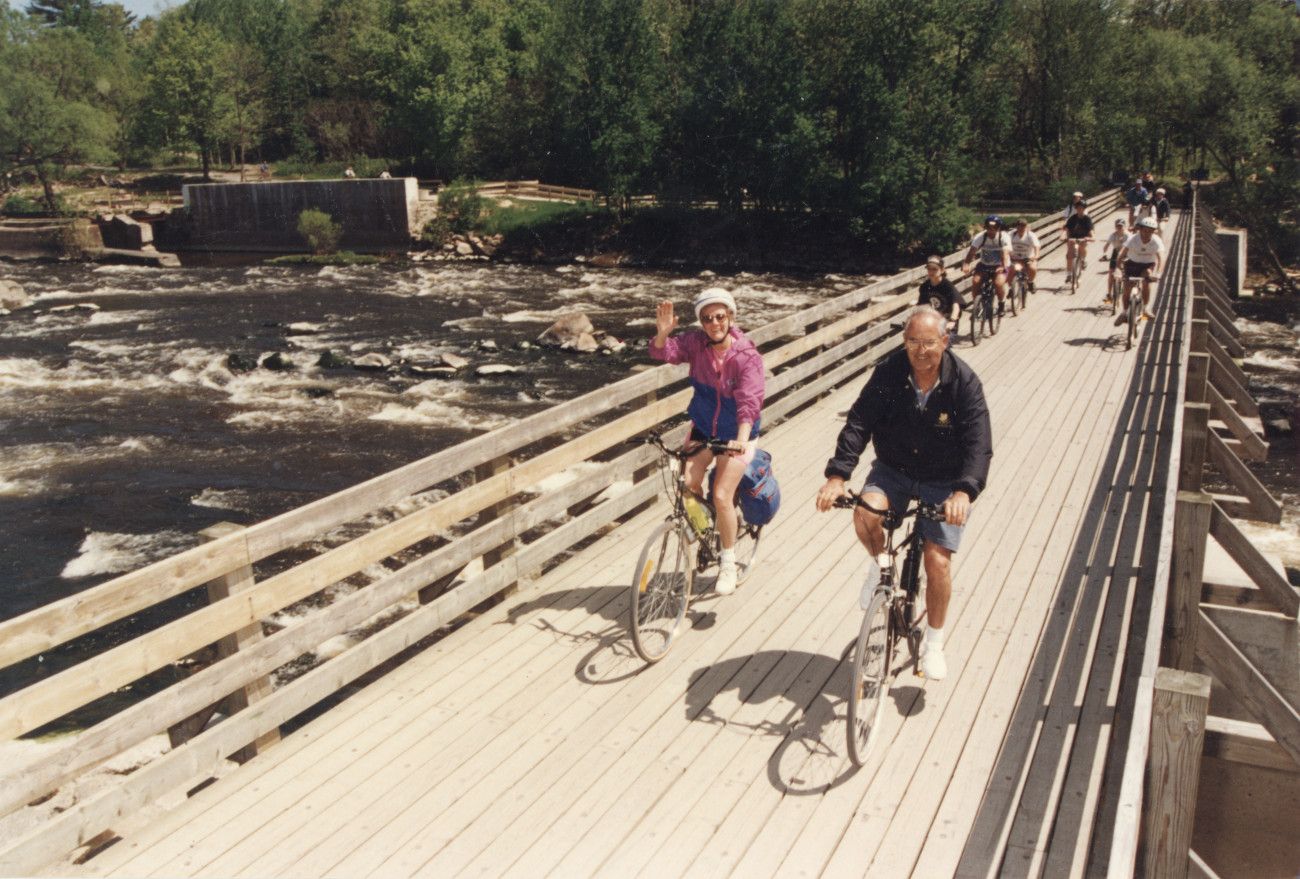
[1,0,1297,268]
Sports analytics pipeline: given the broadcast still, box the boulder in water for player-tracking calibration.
[0,280,31,310]
[227,353,259,373]
[538,313,595,348]
[261,352,296,371]
[353,352,392,371]
[438,351,469,370]
[317,350,352,369]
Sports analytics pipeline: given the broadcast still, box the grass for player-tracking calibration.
[478,198,606,236]
[265,252,389,266]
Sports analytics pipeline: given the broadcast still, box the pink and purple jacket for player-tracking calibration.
[649,327,766,440]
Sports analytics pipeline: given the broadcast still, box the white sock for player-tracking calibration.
[924,625,944,648]
[719,548,736,567]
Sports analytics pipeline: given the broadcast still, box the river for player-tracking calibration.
[0,259,865,622]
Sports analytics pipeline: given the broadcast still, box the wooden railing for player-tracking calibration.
[1104,188,1299,878]
[0,188,1119,873]
[472,180,598,202]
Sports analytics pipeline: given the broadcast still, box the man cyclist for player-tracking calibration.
[650,288,766,595]
[917,255,962,346]
[814,306,993,681]
[1126,179,1148,227]
[961,215,1011,317]
[1060,199,1095,284]
[1008,218,1040,295]
[1100,217,1128,307]
[1113,217,1165,326]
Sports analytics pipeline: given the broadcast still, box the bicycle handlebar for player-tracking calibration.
[628,430,735,459]
[831,488,947,525]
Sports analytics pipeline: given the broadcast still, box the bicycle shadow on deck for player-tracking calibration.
[503,580,727,686]
[683,648,927,796]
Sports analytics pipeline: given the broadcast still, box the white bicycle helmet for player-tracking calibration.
[1137,217,1158,230]
[693,287,736,322]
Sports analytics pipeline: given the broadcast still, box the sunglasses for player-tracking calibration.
[700,313,730,324]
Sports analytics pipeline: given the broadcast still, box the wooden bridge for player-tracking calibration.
[1,190,1295,878]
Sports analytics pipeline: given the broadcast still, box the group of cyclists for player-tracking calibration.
[645,180,1165,686]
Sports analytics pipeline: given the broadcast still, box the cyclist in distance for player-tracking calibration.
[917,255,962,346]
[1153,187,1171,233]
[1100,217,1129,307]
[961,215,1011,316]
[1060,198,1095,282]
[1114,217,1166,326]
[1126,178,1148,227]
[1008,217,1041,294]
[650,288,766,596]
[814,306,993,681]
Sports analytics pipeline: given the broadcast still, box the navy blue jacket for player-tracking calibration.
[824,348,992,501]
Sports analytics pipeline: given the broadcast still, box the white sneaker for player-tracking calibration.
[859,558,882,609]
[919,642,947,681]
[715,563,738,596]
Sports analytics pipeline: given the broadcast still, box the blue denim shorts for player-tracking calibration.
[860,460,967,552]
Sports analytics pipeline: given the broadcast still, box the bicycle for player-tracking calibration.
[625,430,763,663]
[969,275,999,346]
[1064,240,1088,295]
[1008,265,1028,315]
[1106,262,1124,312]
[1117,269,1152,351]
[833,490,946,766]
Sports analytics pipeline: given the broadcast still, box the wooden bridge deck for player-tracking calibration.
[79,224,1171,879]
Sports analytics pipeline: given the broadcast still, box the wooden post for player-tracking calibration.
[1179,404,1210,493]
[476,454,516,570]
[1163,492,1212,671]
[1141,668,1211,879]
[184,522,279,762]
[1185,351,1209,406]
[627,365,660,519]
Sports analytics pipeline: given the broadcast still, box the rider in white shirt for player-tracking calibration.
[1100,217,1128,306]
[1008,218,1040,294]
[961,215,1012,316]
[1114,217,1166,325]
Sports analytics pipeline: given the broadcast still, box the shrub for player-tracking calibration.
[297,208,342,254]
[2,195,46,216]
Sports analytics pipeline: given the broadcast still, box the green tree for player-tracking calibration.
[0,9,117,209]
[139,16,232,179]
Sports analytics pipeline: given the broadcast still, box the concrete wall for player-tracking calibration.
[179,178,420,252]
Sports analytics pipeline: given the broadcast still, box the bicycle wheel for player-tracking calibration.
[1017,275,1028,312]
[630,520,694,663]
[1110,276,1123,315]
[970,305,982,346]
[847,591,892,767]
[1006,279,1018,317]
[1126,291,1140,350]
[733,519,763,587]
[987,294,1001,336]
[1069,264,1079,295]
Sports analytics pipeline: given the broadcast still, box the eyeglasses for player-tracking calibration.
[903,338,943,352]
[700,313,730,324]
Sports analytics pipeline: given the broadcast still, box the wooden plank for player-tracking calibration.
[1195,611,1300,768]
[1205,430,1281,524]
[1207,340,1258,419]
[1141,668,1211,879]
[1163,492,1212,672]
[1203,715,1300,774]
[0,531,249,670]
[1178,404,1209,492]
[1207,382,1267,461]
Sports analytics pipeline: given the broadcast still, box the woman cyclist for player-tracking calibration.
[650,288,766,595]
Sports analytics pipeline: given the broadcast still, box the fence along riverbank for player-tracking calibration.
[0,193,1112,874]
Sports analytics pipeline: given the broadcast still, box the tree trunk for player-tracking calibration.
[35,164,58,213]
